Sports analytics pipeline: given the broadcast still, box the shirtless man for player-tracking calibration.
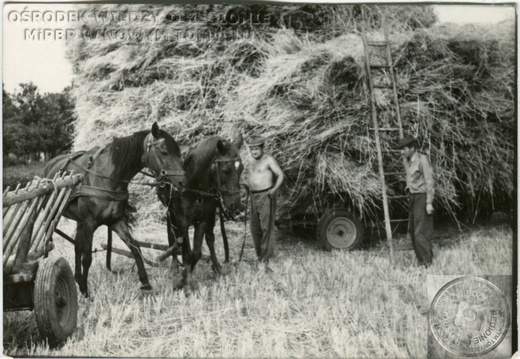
[246,136,284,264]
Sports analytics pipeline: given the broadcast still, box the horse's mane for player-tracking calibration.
[184,136,238,187]
[111,130,147,167]
[110,129,182,167]
[184,136,222,171]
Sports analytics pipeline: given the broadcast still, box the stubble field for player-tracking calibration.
[3,217,514,358]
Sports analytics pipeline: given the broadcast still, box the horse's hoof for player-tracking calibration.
[140,284,153,292]
[212,264,222,275]
[172,277,185,291]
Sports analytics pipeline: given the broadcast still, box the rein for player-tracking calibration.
[238,184,250,262]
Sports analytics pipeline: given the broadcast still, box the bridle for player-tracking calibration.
[142,132,185,191]
[180,156,242,220]
[213,157,242,219]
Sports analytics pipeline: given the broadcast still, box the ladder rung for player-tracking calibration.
[388,195,408,200]
[369,64,391,69]
[386,149,401,153]
[367,40,389,46]
[373,84,394,89]
[390,219,408,223]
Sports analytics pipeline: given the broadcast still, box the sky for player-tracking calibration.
[2,3,516,94]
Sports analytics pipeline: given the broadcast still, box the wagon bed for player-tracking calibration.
[3,172,83,347]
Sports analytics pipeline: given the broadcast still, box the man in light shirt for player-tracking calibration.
[396,135,435,267]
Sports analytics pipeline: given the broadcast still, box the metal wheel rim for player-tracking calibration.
[326,217,357,249]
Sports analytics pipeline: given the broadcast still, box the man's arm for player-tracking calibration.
[421,154,435,214]
[267,156,284,196]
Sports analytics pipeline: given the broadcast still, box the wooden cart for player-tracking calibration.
[3,173,83,348]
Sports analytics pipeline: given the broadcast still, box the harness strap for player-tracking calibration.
[71,185,129,202]
[238,185,250,262]
[87,147,105,169]
[182,188,217,199]
[219,208,230,263]
[68,159,133,184]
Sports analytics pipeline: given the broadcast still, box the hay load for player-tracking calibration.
[67,4,515,222]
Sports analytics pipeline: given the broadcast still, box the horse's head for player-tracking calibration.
[213,134,244,216]
[143,122,185,191]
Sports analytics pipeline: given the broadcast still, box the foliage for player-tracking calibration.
[2,83,75,164]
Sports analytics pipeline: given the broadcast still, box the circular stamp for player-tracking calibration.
[429,276,510,357]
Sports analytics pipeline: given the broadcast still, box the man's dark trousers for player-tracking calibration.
[250,191,276,262]
[408,193,433,266]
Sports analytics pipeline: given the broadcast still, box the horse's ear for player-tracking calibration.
[217,140,227,155]
[233,133,244,150]
[151,122,160,138]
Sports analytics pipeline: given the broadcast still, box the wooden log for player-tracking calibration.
[156,245,178,262]
[3,196,42,267]
[3,174,83,208]
[134,240,169,251]
[3,202,23,237]
[54,228,75,245]
[3,198,35,252]
[29,186,59,252]
[13,209,38,272]
[36,186,73,251]
[28,241,54,262]
[32,186,71,254]
[100,243,159,267]
[4,255,15,275]
[3,180,48,209]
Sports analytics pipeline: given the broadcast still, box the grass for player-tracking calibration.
[3,218,514,358]
[2,162,47,191]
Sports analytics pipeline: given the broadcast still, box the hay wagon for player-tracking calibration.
[3,173,83,347]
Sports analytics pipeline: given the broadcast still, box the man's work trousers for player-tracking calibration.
[250,191,276,262]
[408,193,433,267]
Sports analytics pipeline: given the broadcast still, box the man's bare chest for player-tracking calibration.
[249,161,270,174]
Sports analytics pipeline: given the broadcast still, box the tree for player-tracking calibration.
[2,83,75,163]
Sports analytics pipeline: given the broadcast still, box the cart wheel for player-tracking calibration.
[317,209,365,251]
[34,257,78,348]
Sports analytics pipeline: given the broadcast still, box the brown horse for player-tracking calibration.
[157,134,244,288]
[44,123,185,296]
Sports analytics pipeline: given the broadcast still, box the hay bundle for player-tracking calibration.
[67,4,515,222]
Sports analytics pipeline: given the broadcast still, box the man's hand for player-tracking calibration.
[268,188,277,198]
[426,203,434,215]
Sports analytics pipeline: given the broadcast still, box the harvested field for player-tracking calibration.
[3,218,514,357]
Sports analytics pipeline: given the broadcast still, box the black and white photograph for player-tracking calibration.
[2,1,517,358]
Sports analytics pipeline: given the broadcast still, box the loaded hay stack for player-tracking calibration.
[67,4,515,225]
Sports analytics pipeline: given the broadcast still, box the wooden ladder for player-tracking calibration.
[361,14,408,264]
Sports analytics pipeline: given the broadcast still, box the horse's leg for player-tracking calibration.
[204,210,222,275]
[191,222,206,271]
[168,211,189,290]
[74,223,83,289]
[166,214,183,269]
[75,220,96,297]
[110,219,152,292]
